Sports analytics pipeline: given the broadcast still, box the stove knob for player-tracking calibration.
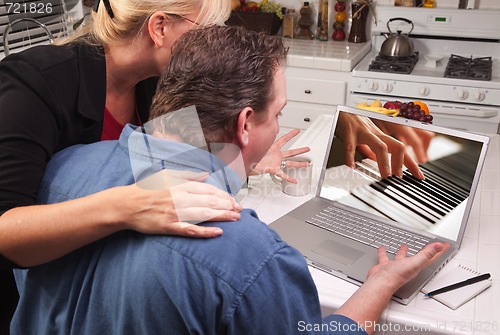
[457,89,469,100]
[367,80,379,92]
[419,86,430,97]
[474,91,486,102]
[382,83,393,93]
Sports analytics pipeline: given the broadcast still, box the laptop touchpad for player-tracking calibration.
[312,240,364,265]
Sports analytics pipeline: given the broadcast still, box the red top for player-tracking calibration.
[101,107,142,141]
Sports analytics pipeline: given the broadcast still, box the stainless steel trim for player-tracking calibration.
[3,18,55,56]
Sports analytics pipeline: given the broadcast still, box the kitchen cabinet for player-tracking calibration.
[280,67,350,132]
[276,39,371,143]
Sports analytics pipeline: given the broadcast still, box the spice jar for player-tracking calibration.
[316,0,329,41]
[282,8,296,38]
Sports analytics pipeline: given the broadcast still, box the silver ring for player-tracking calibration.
[280,159,286,170]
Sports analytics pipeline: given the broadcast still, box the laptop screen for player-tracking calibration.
[318,107,489,243]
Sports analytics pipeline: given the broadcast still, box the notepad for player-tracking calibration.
[422,264,492,310]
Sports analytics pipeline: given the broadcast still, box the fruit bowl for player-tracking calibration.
[225,11,282,35]
[356,100,434,123]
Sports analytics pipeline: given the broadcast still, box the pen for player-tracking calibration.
[424,273,491,297]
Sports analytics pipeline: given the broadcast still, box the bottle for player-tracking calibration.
[394,0,402,6]
[348,1,369,43]
[296,2,314,40]
[332,0,346,41]
[316,0,329,41]
[282,8,296,38]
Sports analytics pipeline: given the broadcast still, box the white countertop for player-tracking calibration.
[239,115,500,335]
[283,38,371,72]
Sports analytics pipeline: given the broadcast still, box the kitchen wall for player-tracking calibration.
[374,0,500,8]
[277,0,367,39]
[278,0,500,14]
[275,0,499,40]
[278,0,330,31]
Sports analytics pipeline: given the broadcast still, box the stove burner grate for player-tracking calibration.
[444,54,492,81]
[368,53,419,74]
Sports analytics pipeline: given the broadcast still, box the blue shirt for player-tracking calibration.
[12,125,367,335]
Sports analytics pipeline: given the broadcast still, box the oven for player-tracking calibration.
[348,6,500,134]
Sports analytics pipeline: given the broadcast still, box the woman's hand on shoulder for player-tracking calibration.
[115,170,242,238]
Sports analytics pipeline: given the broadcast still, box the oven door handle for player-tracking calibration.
[348,94,499,119]
[429,106,498,118]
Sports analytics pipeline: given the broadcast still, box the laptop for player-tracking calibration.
[270,105,490,304]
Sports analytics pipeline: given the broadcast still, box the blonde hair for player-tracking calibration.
[58,0,231,46]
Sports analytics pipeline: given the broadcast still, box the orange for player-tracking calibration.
[414,101,430,115]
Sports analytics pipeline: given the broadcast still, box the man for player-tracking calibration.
[12,26,448,335]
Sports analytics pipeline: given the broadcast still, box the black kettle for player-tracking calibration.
[380,17,415,58]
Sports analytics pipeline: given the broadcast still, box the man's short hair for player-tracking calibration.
[149,25,288,147]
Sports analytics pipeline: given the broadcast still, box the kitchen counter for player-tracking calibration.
[239,115,500,335]
[283,38,371,72]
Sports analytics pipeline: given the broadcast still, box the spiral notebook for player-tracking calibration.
[421,264,492,310]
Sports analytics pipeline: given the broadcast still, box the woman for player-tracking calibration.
[0,0,308,331]
[0,0,311,267]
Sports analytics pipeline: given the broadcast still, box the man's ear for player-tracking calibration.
[235,107,255,148]
[147,12,168,48]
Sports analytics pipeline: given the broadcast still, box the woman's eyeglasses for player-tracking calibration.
[165,13,200,26]
[92,3,199,26]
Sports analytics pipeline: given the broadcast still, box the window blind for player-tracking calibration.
[1,0,81,57]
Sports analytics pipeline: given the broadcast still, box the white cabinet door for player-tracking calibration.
[282,67,350,130]
[285,67,350,106]
[279,101,334,130]
[286,75,347,106]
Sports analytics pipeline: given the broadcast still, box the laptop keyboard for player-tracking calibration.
[306,206,430,256]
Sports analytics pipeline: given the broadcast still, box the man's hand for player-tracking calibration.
[366,242,450,290]
[251,129,310,183]
[335,242,450,335]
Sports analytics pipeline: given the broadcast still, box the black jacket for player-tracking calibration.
[0,42,158,268]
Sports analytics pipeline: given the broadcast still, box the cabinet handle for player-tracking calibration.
[304,89,311,94]
[304,117,310,122]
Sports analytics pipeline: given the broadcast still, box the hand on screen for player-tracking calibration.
[336,113,425,180]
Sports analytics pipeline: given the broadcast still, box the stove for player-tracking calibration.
[444,55,492,81]
[349,6,500,134]
[368,53,419,74]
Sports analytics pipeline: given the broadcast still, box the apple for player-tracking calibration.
[383,100,403,110]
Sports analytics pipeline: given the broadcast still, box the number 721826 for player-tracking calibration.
[6,2,53,14]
